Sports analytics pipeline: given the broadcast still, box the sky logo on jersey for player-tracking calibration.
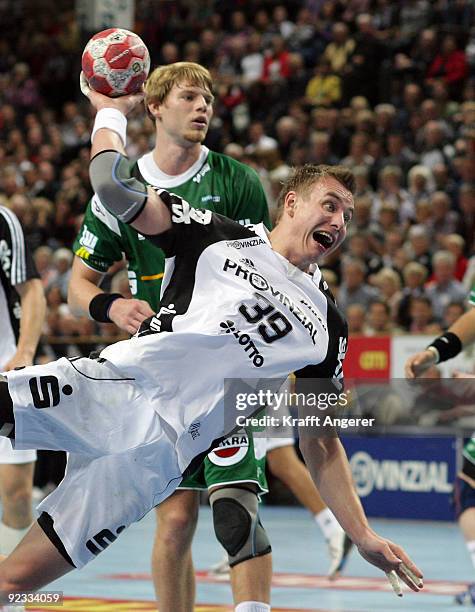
[192,163,211,184]
[219,320,264,367]
[208,433,249,466]
[172,199,212,225]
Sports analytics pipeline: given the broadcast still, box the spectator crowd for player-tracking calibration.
[0,0,474,354]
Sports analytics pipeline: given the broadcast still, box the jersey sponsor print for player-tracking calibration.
[99,191,348,472]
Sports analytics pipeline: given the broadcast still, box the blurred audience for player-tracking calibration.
[0,0,473,358]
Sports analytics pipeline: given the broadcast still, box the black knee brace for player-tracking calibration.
[0,375,15,439]
[210,486,271,567]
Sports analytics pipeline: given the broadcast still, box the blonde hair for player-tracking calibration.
[275,164,355,222]
[144,62,213,109]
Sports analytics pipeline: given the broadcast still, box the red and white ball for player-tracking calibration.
[82,28,150,97]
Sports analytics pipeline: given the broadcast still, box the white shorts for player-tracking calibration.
[6,357,185,568]
[0,436,36,464]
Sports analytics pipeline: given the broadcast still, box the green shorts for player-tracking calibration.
[179,430,267,497]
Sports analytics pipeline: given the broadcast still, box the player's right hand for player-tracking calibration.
[80,71,144,115]
[356,532,423,597]
[108,298,154,335]
[404,349,437,379]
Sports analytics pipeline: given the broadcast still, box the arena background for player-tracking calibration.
[1,0,474,609]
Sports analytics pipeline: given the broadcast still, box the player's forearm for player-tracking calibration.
[91,123,126,158]
[423,308,475,366]
[299,436,372,544]
[88,104,172,234]
[68,275,103,316]
[447,307,475,348]
[16,279,46,361]
[68,258,104,316]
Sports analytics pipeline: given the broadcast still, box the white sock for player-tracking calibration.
[0,521,31,555]
[235,602,271,612]
[315,507,341,540]
[466,540,475,570]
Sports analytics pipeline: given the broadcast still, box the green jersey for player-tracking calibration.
[73,147,270,307]
[469,284,475,307]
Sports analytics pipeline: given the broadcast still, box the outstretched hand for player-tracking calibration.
[80,71,144,115]
[356,531,423,597]
[404,349,437,379]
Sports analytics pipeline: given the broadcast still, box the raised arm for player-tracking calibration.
[82,75,171,237]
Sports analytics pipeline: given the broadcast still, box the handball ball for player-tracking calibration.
[82,28,150,97]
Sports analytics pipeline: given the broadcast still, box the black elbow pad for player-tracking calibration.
[89,150,148,224]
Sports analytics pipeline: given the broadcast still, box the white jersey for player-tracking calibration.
[6,190,348,567]
[101,191,348,470]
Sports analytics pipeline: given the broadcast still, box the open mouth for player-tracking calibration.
[191,118,207,128]
[312,230,336,250]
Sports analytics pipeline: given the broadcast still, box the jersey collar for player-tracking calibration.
[252,223,323,286]
[138,147,210,188]
[250,222,271,246]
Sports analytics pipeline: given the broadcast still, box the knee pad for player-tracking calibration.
[210,487,271,567]
[0,375,14,439]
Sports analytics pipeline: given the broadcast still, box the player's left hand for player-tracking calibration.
[80,71,144,115]
[404,349,438,379]
[356,531,423,597]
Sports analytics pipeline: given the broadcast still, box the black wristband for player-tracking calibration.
[427,331,463,364]
[89,293,123,323]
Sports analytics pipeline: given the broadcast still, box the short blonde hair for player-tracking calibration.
[144,62,213,108]
[276,164,355,215]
